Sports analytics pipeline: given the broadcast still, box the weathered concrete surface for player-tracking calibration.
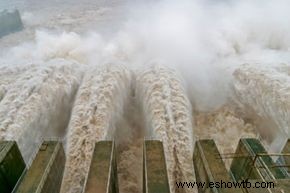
[14,141,65,193]
[193,139,242,193]
[143,140,170,193]
[231,138,286,181]
[0,9,23,38]
[281,140,290,174]
[84,141,118,193]
[0,141,26,193]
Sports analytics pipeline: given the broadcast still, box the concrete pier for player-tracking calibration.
[230,138,286,181]
[193,139,290,193]
[84,141,118,193]
[281,140,290,175]
[1,137,287,193]
[0,9,23,38]
[193,139,242,193]
[143,140,170,193]
[0,141,26,193]
[14,141,65,193]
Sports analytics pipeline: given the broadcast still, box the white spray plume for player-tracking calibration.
[1,0,290,192]
[116,0,290,110]
[4,0,290,111]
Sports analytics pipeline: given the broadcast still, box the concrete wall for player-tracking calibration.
[0,9,23,38]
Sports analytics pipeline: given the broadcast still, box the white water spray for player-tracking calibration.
[0,59,81,164]
[137,65,194,193]
[61,64,132,193]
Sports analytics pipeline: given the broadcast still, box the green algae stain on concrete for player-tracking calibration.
[144,140,170,193]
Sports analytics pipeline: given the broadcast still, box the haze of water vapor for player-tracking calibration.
[2,0,290,111]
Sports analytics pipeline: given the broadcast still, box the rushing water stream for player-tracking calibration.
[1,0,290,193]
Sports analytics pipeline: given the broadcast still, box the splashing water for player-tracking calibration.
[61,64,132,193]
[1,0,290,192]
[137,65,194,193]
[0,59,81,164]
[233,64,290,152]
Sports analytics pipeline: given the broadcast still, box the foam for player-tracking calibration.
[61,64,132,193]
[233,64,290,152]
[0,59,81,164]
[136,65,194,193]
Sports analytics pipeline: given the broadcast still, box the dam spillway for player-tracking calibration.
[0,139,289,193]
[1,0,290,193]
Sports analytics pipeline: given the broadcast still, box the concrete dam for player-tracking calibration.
[0,0,290,192]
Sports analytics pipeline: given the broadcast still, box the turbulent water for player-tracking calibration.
[137,65,195,193]
[233,64,290,152]
[0,59,81,164]
[61,64,132,193]
[1,0,290,193]
[194,105,257,168]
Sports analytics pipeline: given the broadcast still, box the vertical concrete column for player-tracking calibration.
[0,141,26,193]
[278,140,290,176]
[193,139,243,193]
[143,140,170,193]
[230,138,286,181]
[0,10,23,37]
[238,140,290,193]
[84,141,118,193]
[14,141,65,193]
